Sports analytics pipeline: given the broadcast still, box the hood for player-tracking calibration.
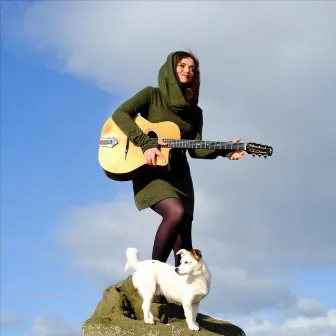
[158,51,196,114]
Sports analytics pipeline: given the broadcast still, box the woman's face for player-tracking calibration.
[176,57,195,84]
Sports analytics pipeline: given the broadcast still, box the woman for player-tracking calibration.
[112,51,243,301]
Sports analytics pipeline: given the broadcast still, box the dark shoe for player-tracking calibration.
[152,294,168,304]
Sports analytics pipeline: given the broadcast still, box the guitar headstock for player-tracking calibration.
[246,142,273,158]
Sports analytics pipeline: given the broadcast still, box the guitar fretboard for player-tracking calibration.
[160,139,247,151]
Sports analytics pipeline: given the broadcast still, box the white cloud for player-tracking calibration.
[206,265,296,315]
[288,298,326,317]
[238,309,336,336]
[55,194,160,280]
[28,315,80,336]
[11,1,336,98]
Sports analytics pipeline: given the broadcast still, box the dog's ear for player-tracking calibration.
[190,249,202,261]
[176,249,189,256]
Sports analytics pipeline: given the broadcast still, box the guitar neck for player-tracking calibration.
[160,138,247,151]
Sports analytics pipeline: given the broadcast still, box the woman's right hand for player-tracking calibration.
[144,141,167,167]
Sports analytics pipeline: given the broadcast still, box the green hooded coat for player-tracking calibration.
[112,51,231,218]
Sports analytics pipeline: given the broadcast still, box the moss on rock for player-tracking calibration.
[82,276,246,336]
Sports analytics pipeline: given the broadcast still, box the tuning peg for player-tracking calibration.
[264,155,267,159]
[252,154,255,158]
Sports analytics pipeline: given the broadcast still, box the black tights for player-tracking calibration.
[151,198,193,267]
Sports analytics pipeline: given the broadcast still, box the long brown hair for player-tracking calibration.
[175,51,200,105]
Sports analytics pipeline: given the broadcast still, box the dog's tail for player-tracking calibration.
[125,247,140,272]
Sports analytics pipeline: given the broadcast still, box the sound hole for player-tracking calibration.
[147,131,158,139]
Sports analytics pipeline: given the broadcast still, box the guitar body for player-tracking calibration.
[98,116,181,181]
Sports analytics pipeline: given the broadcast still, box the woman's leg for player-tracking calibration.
[150,198,193,303]
[151,198,193,266]
[172,215,193,267]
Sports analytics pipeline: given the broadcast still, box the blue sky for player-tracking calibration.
[1,26,130,335]
[1,1,336,336]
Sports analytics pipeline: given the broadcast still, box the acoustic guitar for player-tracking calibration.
[98,115,273,181]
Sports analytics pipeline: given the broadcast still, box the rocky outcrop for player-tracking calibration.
[81,276,246,336]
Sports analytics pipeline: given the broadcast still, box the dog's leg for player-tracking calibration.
[182,300,200,331]
[191,301,200,327]
[140,289,155,324]
[133,271,156,325]
[141,297,154,324]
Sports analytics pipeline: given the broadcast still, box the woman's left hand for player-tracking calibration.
[229,137,244,160]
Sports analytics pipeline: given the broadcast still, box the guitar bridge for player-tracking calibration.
[99,137,118,148]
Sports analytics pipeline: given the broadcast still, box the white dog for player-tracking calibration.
[125,247,211,331]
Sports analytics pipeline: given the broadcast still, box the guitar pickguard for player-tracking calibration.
[99,137,118,148]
